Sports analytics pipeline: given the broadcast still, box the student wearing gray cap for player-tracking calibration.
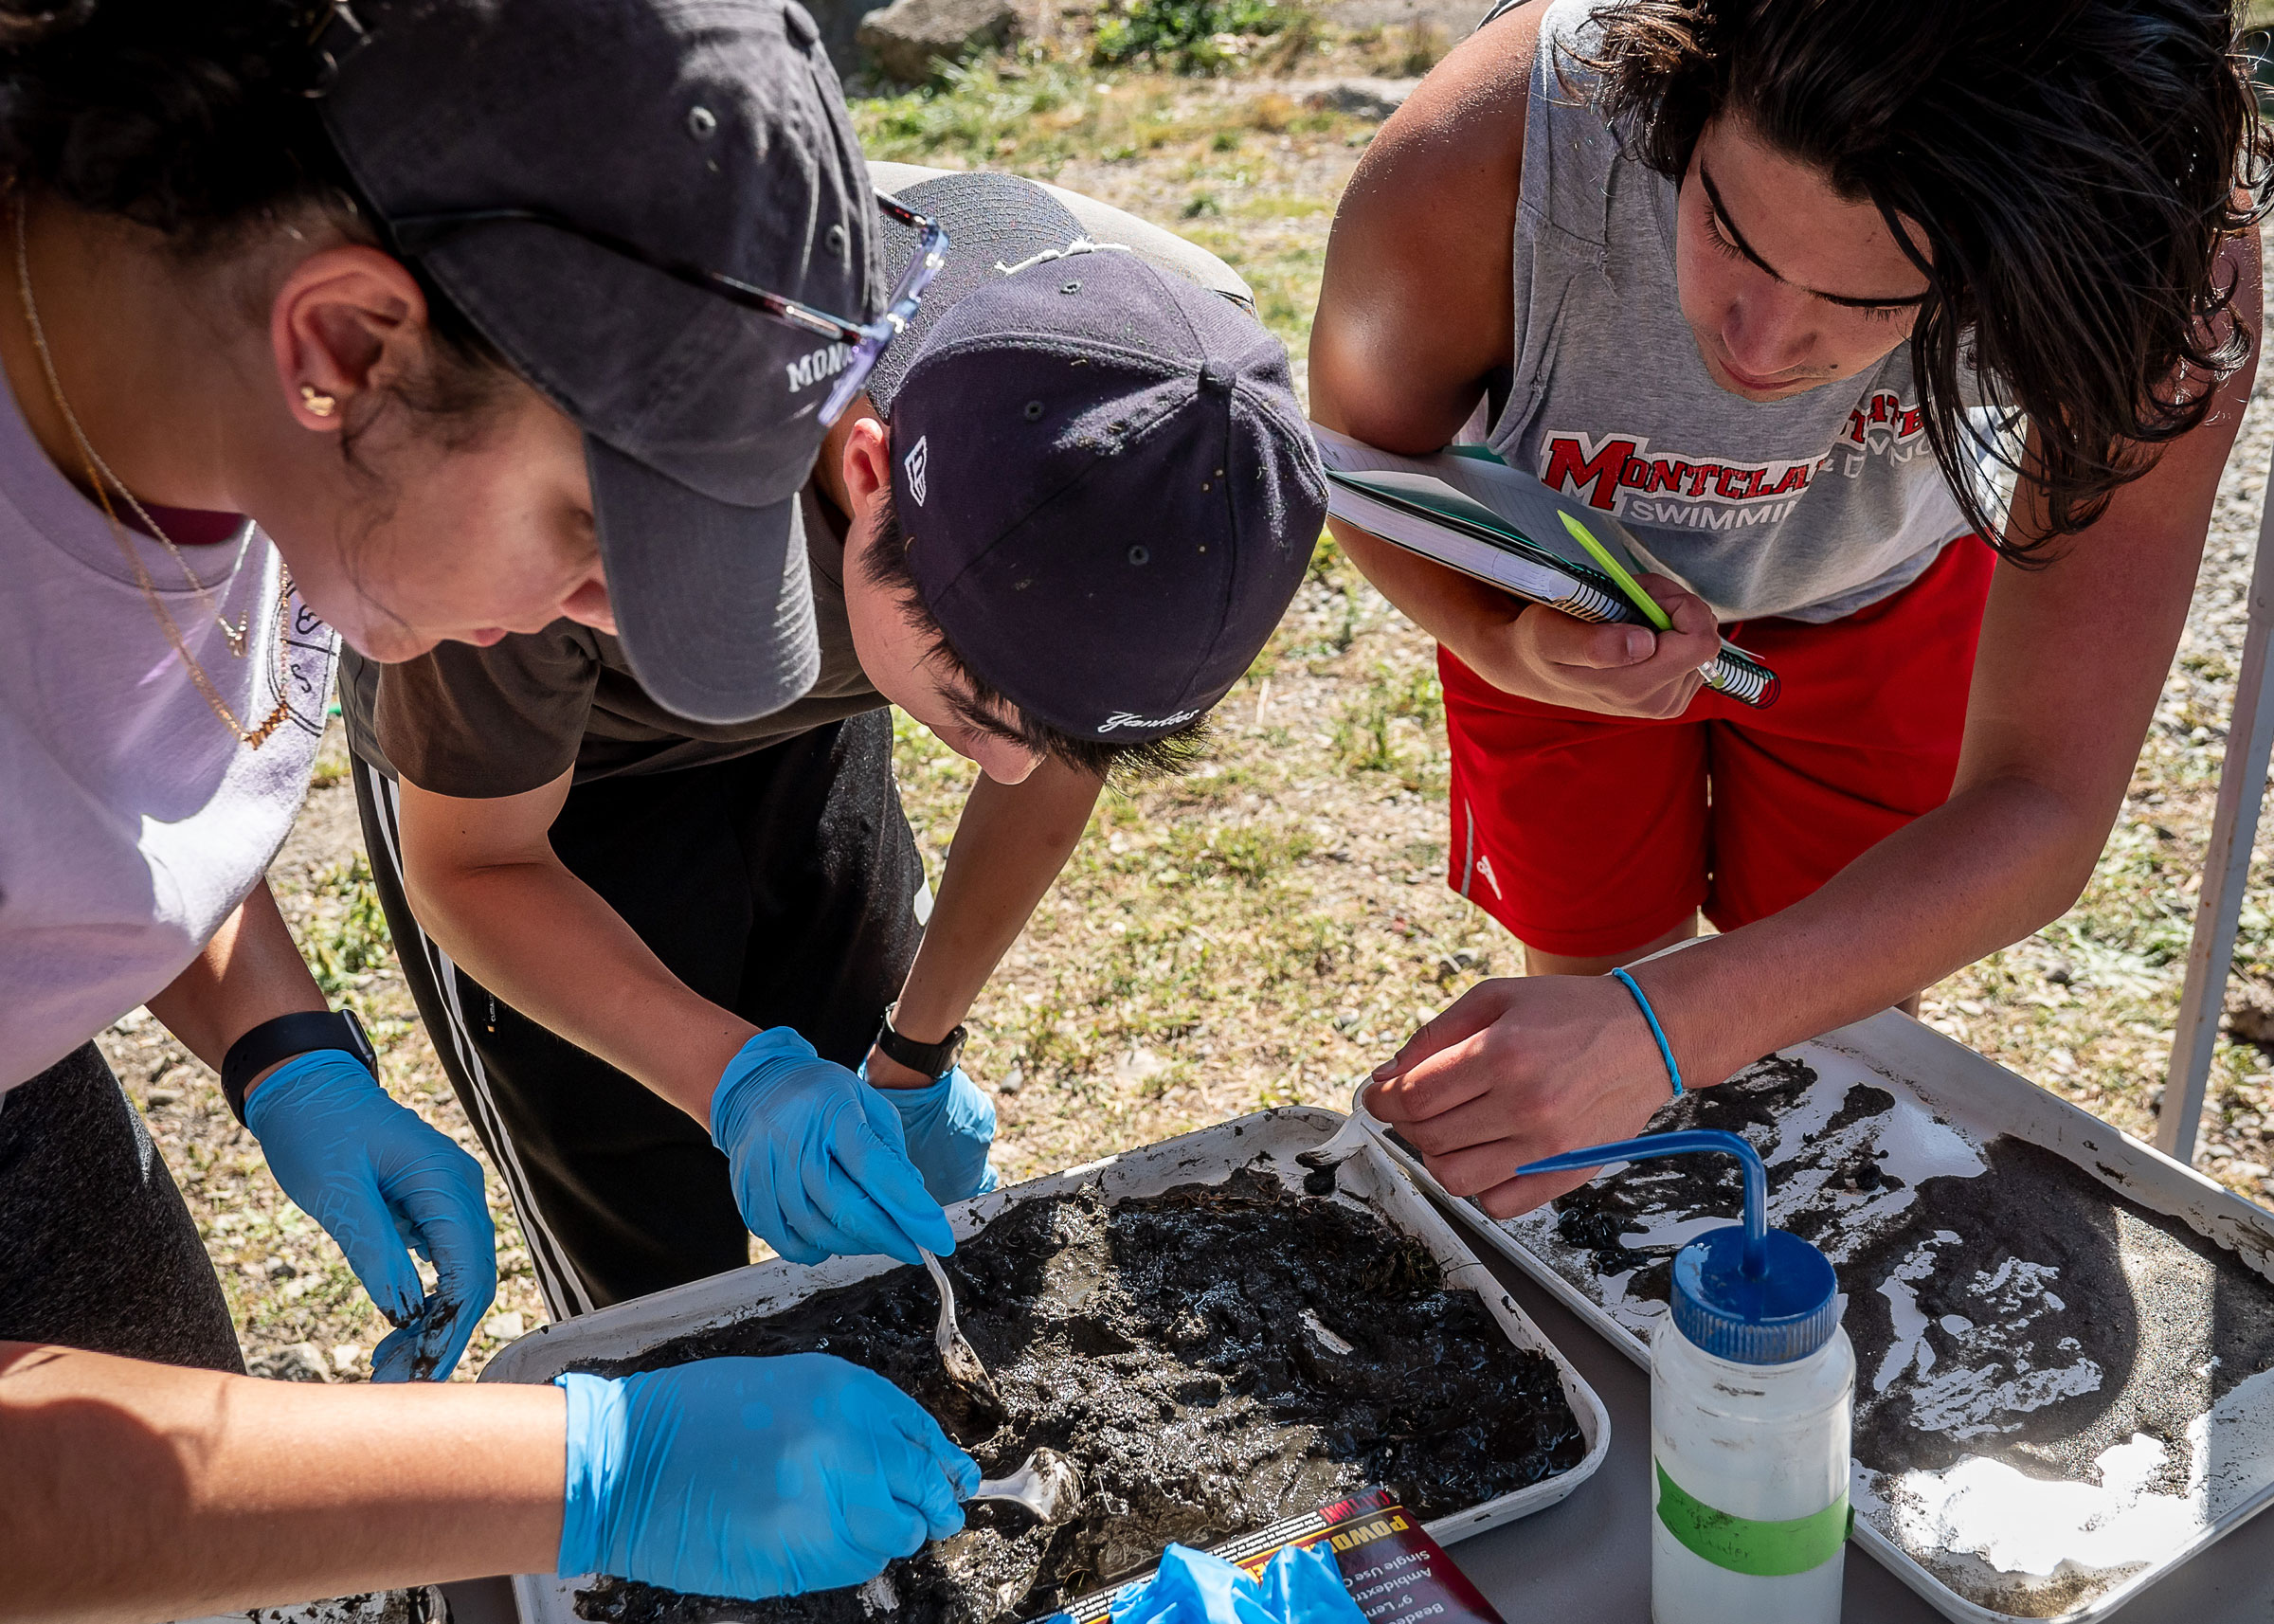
[342,166,1326,1318]
[0,0,995,1610]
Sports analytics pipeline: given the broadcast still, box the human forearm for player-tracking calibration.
[1329,519,1526,674]
[1639,772,2106,1086]
[144,881,326,1070]
[0,1343,563,1622]
[879,761,1102,1064]
[406,853,753,1121]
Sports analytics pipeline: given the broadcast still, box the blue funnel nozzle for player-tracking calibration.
[1515,1128,1768,1278]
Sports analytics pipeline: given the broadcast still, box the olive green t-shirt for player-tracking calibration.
[339,484,877,797]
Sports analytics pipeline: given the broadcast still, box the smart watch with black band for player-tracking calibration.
[220,1008,379,1126]
[872,1002,967,1081]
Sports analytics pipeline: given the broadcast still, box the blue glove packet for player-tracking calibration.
[861,1062,999,1204]
[1113,1543,1367,1624]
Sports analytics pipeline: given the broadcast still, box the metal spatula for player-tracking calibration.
[968,1448,1083,1525]
[922,1247,1005,1414]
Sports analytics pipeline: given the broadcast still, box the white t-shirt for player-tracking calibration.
[0,379,336,1090]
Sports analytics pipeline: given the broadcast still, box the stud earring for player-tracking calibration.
[299,384,337,418]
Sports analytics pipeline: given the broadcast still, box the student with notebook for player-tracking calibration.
[1308,0,2262,1210]
[341,168,1326,1317]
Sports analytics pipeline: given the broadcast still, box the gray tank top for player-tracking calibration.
[1487,0,1976,623]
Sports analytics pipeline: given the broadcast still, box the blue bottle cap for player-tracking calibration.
[1515,1128,1841,1365]
[1670,1225,1840,1365]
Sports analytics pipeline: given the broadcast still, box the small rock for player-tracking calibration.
[1289,76,1418,120]
[2229,979,2274,1046]
[484,1311,527,1343]
[998,1066,1024,1095]
[145,1088,181,1109]
[857,0,1013,82]
[248,1341,333,1382]
[332,1343,366,1374]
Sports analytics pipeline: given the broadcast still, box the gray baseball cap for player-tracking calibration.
[319,0,880,724]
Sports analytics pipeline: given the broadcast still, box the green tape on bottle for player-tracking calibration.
[1654,1461,1852,1578]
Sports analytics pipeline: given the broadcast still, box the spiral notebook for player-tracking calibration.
[1310,424,1779,709]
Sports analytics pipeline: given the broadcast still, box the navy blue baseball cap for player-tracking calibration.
[883,244,1326,743]
[321,0,878,726]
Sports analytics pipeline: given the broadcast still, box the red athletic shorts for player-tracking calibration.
[1441,535,1996,958]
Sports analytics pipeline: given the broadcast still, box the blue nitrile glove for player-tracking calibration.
[244,1050,496,1382]
[859,1059,1000,1204]
[557,1353,977,1598]
[1255,1543,1368,1624]
[710,1028,955,1267]
[1114,1544,1366,1624]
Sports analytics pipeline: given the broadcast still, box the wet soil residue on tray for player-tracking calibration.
[1525,1058,2274,1484]
[571,1167,1586,1624]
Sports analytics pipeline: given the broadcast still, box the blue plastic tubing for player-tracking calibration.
[1514,1128,1769,1278]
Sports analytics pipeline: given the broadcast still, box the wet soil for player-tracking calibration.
[572,1168,1586,1624]
[1535,1059,2274,1482]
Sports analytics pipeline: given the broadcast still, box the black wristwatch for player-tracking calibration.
[873,1002,967,1081]
[221,1008,378,1126]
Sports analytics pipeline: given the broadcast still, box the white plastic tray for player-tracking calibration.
[1354,1008,2274,1624]
[480,1105,1611,1624]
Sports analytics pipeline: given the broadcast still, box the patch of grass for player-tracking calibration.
[1092,0,1302,74]
[305,853,392,1006]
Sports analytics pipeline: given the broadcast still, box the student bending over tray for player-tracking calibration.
[340,166,1326,1316]
[1308,0,2264,1212]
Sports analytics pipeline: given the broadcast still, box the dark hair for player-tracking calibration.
[1576,0,2268,558]
[0,0,506,411]
[859,493,1216,785]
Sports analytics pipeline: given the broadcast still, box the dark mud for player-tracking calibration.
[572,1168,1586,1624]
[1543,1059,1902,1307]
[1531,1059,2274,1484]
[1842,1137,2274,1481]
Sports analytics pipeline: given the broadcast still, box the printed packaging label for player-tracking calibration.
[1041,1488,1507,1624]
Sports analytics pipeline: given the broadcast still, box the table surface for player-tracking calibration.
[1449,1212,2274,1623]
[442,1204,2274,1624]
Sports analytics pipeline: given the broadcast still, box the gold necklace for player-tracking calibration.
[13,208,291,748]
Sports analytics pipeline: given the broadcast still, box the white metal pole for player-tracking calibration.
[2160,448,2274,1161]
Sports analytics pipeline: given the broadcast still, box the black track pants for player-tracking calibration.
[354,713,926,1319]
[0,1041,244,1371]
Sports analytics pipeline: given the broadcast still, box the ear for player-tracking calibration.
[838,414,894,572]
[841,414,893,516]
[268,245,431,433]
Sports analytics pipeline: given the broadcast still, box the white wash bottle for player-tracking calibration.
[1516,1128,1851,1623]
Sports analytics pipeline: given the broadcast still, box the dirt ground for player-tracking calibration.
[87,54,2274,1381]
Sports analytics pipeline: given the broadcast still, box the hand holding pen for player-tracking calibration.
[1461,566,1724,720]
[1557,514,1778,706]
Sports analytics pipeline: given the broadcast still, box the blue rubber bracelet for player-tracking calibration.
[1610,967,1684,1099]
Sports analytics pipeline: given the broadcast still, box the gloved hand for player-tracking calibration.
[244,1049,496,1382]
[711,1028,955,1267]
[557,1353,977,1598]
[860,1059,999,1204]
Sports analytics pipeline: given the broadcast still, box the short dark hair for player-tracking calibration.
[1574,0,2267,559]
[858,492,1216,785]
[0,0,506,416]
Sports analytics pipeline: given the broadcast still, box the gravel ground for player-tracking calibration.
[81,67,2274,1382]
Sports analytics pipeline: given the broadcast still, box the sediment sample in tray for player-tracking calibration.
[1490,1056,2274,1617]
[571,1168,1587,1624]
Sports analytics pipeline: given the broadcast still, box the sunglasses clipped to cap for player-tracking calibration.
[388,192,950,426]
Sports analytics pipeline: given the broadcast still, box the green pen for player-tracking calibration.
[1558,511,1670,631]
[1559,510,1757,697]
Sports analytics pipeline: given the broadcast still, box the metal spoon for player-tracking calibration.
[922,1247,1005,1412]
[967,1448,1083,1525]
[1294,1093,1380,1190]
